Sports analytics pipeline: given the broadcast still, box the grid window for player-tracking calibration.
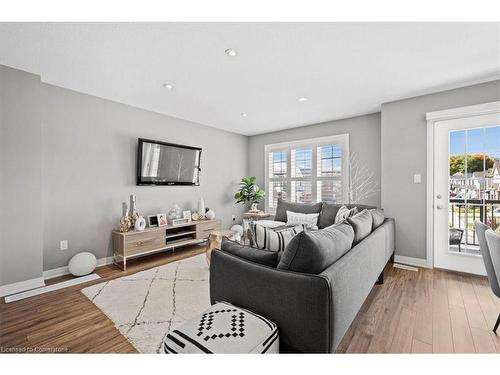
[265,135,348,211]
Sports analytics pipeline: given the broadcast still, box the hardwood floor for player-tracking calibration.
[336,264,500,353]
[1,249,499,354]
[0,246,205,354]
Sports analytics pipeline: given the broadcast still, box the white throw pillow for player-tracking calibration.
[286,211,319,228]
[334,206,358,223]
[252,224,304,252]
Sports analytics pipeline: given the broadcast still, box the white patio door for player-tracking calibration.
[433,112,500,275]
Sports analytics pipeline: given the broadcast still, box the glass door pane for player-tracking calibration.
[449,126,500,255]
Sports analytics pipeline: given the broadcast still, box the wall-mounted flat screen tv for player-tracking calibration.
[137,138,202,186]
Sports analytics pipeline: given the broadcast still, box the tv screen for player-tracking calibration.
[137,138,202,186]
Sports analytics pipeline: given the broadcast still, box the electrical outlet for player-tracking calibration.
[60,240,68,251]
[232,215,236,221]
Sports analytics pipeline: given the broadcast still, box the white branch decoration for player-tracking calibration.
[348,152,379,204]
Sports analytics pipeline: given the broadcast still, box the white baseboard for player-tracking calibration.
[5,273,100,303]
[394,255,431,269]
[0,277,46,297]
[43,256,114,280]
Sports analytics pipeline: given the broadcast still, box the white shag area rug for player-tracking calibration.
[81,254,210,353]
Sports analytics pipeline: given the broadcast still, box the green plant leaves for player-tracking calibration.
[234,176,265,205]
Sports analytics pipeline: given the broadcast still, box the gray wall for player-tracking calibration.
[381,80,500,260]
[0,65,43,285]
[248,113,382,207]
[41,84,248,271]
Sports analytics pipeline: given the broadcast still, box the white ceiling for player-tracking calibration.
[1,23,499,136]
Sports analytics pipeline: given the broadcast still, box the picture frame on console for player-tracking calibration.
[147,215,158,227]
[157,213,167,227]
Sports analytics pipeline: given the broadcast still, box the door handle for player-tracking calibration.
[436,204,444,210]
[436,194,442,199]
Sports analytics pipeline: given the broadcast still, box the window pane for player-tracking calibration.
[449,130,466,200]
[269,151,287,178]
[268,181,288,208]
[317,180,342,203]
[291,181,312,203]
[317,145,342,177]
[485,126,500,202]
[292,147,312,178]
[466,128,486,201]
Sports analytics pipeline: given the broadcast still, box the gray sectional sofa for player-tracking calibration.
[209,200,395,353]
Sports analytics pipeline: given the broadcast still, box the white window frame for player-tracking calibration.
[264,134,350,213]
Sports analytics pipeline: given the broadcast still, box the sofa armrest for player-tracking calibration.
[210,249,332,353]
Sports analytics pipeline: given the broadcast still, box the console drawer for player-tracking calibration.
[196,220,221,239]
[124,231,165,256]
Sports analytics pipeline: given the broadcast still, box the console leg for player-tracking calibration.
[377,270,384,285]
[494,313,500,333]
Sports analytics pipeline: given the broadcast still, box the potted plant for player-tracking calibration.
[234,176,265,212]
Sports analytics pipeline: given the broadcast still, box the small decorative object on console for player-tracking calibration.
[167,205,182,221]
[182,210,192,221]
[157,213,168,227]
[198,197,206,218]
[191,212,200,221]
[148,215,158,227]
[129,194,139,228]
[134,216,146,231]
[205,208,216,220]
[119,202,132,232]
[170,217,191,226]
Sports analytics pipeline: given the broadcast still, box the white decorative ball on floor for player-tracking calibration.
[68,252,97,276]
[231,224,244,236]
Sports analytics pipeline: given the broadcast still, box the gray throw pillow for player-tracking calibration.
[274,198,322,223]
[221,238,278,267]
[370,209,385,230]
[318,202,342,229]
[347,209,373,245]
[277,222,355,274]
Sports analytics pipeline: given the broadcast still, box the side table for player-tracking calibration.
[242,211,271,245]
[205,229,238,265]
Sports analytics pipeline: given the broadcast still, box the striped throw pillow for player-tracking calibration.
[252,224,304,252]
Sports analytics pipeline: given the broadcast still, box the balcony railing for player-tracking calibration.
[449,198,500,246]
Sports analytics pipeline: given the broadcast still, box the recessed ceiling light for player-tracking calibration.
[240,112,248,117]
[225,48,238,57]
[298,97,308,102]
[162,83,174,90]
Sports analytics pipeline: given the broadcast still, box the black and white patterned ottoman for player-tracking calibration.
[163,302,279,354]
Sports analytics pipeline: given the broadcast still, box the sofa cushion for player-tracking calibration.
[286,211,319,228]
[252,223,304,252]
[370,209,385,230]
[318,203,377,228]
[335,205,358,223]
[318,202,342,229]
[274,198,322,222]
[221,238,278,267]
[277,222,355,274]
[347,209,373,245]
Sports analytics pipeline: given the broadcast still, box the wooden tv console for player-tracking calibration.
[112,219,221,270]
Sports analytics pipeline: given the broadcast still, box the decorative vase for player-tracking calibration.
[134,216,146,231]
[119,202,132,232]
[205,209,215,220]
[129,194,139,227]
[250,203,259,212]
[198,198,206,219]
